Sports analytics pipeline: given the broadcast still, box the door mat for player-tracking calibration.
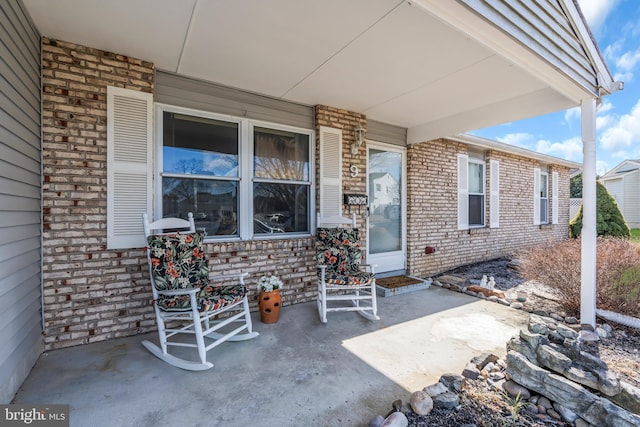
[376,275,431,297]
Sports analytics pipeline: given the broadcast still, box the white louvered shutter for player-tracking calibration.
[319,126,342,218]
[533,168,541,225]
[457,153,469,230]
[552,171,559,224]
[490,160,500,228]
[107,86,153,249]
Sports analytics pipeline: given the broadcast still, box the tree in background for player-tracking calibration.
[569,181,630,238]
[570,173,582,198]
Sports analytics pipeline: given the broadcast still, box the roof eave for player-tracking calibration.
[560,0,623,97]
[451,133,582,169]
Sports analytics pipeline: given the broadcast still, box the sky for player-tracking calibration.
[470,0,640,175]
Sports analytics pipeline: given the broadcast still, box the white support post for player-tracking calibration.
[581,99,597,328]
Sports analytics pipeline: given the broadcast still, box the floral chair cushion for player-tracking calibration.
[147,232,246,312]
[316,227,374,286]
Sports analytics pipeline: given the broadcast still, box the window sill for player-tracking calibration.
[538,223,553,229]
[466,226,490,235]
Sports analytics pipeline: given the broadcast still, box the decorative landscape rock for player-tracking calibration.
[432,391,459,410]
[502,314,640,425]
[506,350,640,426]
[369,282,640,426]
[423,382,447,397]
[465,285,506,299]
[439,373,463,392]
[409,390,433,415]
[502,379,531,399]
[379,411,408,427]
[462,362,480,380]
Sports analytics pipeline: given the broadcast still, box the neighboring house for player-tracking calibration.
[1,0,618,402]
[601,160,640,228]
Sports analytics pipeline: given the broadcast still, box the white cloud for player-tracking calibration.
[564,107,580,123]
[535,137,584,162]
[496,132,533,148]
[596,114,614,130]
[577,0,618,32]
[604,40,623,63]
[611,48,640,82]
[600,98,640,157]
[596,160,610,175]
[598,101,614,114]
[565,102,613,129]
[616,49,640,71]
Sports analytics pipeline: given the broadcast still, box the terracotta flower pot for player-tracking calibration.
[259,290,281,323]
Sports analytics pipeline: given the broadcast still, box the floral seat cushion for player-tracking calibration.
[147,232,246,312]
[317,227,372,285]
[325,271,374,286]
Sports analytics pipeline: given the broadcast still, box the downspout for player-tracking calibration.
[580,99,597,328]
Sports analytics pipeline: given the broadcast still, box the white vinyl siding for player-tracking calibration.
[0,0,42,403]
[107,86,153,249]
[490,160,500,228]
[457,154,469,230]
[319,126,342,219]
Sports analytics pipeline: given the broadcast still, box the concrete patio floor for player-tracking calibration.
[13,286,529,427]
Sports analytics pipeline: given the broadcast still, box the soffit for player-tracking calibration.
[23,0,596,142]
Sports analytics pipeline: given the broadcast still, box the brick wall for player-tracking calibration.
[406,139,571,278]
[41,39,318,350]
[41,39,573,350]
[315,105,368,240]
[41,38,155,350]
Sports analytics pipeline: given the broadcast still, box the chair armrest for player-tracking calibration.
[361,264,377,274]
[157,287,201,296]
[208,272,249,281]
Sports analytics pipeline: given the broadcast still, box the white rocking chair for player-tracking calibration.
[142,213,258,370]
[316,213,380,323]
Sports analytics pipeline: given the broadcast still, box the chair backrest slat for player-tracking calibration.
[143,212,195,237]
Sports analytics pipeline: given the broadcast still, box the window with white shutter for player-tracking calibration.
[457,153,469,230]
[533,168,541,225]
[319,126,342,218]
[107,86,153,249]
[552,171,559,224]
[490,160,500,228]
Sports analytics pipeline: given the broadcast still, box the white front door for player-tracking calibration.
[366,142,406,273]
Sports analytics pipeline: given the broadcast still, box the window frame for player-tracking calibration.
[539,171,549,224]
[155,103,315,241]
[467,157,486,228]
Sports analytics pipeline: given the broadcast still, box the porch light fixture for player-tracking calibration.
[351,124,365,155]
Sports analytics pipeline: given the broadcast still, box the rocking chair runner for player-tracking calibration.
[142,213,258,370]
[316,213,380,323]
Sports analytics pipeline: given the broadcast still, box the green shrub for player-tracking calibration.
[518,237,640,317]
[569,181,630,238]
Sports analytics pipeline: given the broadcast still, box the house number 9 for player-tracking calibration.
[350,165,358,177]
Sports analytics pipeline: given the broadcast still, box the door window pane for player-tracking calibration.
[369,149,402,254]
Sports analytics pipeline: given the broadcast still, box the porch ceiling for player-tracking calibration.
[24,0,590,142]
